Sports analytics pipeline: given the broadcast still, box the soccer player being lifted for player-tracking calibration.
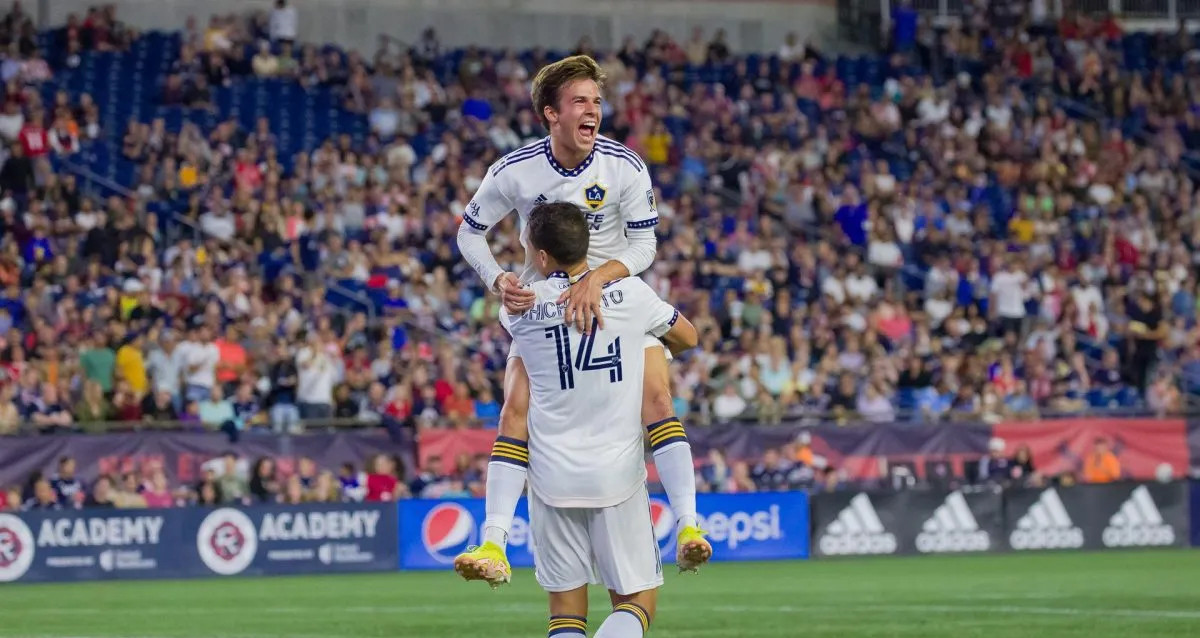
[455,55,711,587]
[494,202,700,637]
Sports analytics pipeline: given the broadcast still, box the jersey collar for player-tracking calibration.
[543,137,596,178]
[547,269,590,284]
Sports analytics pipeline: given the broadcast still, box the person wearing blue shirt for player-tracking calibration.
[473,388,500,428]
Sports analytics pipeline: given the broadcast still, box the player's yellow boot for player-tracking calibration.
[675,525,712,573]
[453,541,512,589]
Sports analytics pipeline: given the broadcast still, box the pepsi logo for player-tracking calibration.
[196,508,258,576]
[649,499,676,552]
[421,503,477,564]
[0,514,34,582]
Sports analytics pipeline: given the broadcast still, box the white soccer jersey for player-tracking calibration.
[458,135,659,289]
[502,273,679,508]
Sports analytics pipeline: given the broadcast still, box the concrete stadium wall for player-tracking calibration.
[39,0,838,57]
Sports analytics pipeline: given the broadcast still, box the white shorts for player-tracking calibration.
[529,485,664,595]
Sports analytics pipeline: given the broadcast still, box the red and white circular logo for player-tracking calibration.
[196,508,257,576]
[0,513,34,582]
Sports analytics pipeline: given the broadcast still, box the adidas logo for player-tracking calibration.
[1009,489,1084,550]
[819,493,897,556]
[534,194,548,205]
[916,492,990,553]
[1101,486,1175,548]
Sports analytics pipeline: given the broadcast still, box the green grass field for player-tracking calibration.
[5,550,1200,637]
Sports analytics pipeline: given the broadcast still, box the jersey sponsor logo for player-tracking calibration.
[916,492,990,553]
[197,508,258,575]
[818,493,897,556]
[1102,486,1175,547]
[1009,489,1084,550]
[421,503,477,564]
[0,513,35,582]
[584,183,607,210]
[646,189,656,212]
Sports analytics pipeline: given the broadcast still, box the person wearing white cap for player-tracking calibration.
[977,437,1012,484]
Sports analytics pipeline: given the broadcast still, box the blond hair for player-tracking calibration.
[530,55,607,129]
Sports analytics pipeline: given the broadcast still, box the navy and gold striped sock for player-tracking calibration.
[547,614,586,637]
[594,602,649,637]
[489,435,530,469]
[482,436,530,547]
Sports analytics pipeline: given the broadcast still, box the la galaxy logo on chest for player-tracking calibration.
[582,182,608,231]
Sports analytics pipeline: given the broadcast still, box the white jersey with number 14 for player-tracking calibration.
[501,273,679,508]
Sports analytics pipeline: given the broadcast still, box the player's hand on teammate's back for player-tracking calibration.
[496,272,536,314]
[558,271,604,335]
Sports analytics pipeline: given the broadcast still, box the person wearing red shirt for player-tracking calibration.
[19,111,47,158]
[365,454,402,502]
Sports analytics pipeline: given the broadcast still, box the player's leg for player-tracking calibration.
[455,356,530,585]
[531,492,594,637]
[484,355,531,547]
[597,589,657,638]
[641,339,711,571]
[590,486,662,637]
[546,588,589,638]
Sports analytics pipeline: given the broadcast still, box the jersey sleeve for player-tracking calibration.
[456,166,515,291]
[629,279,678,338]
[615,166,658,276]
[619,165,658,229]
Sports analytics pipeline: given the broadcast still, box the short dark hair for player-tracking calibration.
[530,55,606,129]
[528,202,590,266]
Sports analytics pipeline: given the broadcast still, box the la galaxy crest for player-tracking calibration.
[584,183,607,210]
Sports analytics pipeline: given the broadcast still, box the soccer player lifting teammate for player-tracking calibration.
[455,54,712,586]
[489,201,700,637]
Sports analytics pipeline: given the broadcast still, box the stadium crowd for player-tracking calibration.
[0,0,1194,455]
[2,426,1131,512]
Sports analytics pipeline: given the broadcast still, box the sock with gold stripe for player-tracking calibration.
[483,436,529,548]
[646,417,698,530]
[596,603,649,637]
[547,614,586,637]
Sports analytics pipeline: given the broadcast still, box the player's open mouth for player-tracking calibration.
[579,122,596,138]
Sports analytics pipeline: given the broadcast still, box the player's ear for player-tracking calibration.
[543,105,557,126]
[536,249,550,270]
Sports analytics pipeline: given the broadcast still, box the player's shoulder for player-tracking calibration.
[488,138,548,179]
[593,135,646,174]
[602,275,652,296]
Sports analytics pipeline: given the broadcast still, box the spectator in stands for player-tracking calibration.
[269,0,297,46]
[216,452,248,504]
[31,382,73,433]
[249,456,280,503]
[142,468,174,507]
[22,477,60,510]
[365,453,403,502]
[296,330,335,421]
[50,456,83,507]
[82,475,114,508]
[1082,437,1121,484]
[978,437,1013,484]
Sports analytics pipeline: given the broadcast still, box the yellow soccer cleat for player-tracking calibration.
[676,525,712,573]
[453,541,512,589]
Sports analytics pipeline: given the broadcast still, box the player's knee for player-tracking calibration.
[611,590,657,626]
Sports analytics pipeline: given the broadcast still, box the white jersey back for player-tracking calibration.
[462,135,658,284]
[502,273,679,508]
